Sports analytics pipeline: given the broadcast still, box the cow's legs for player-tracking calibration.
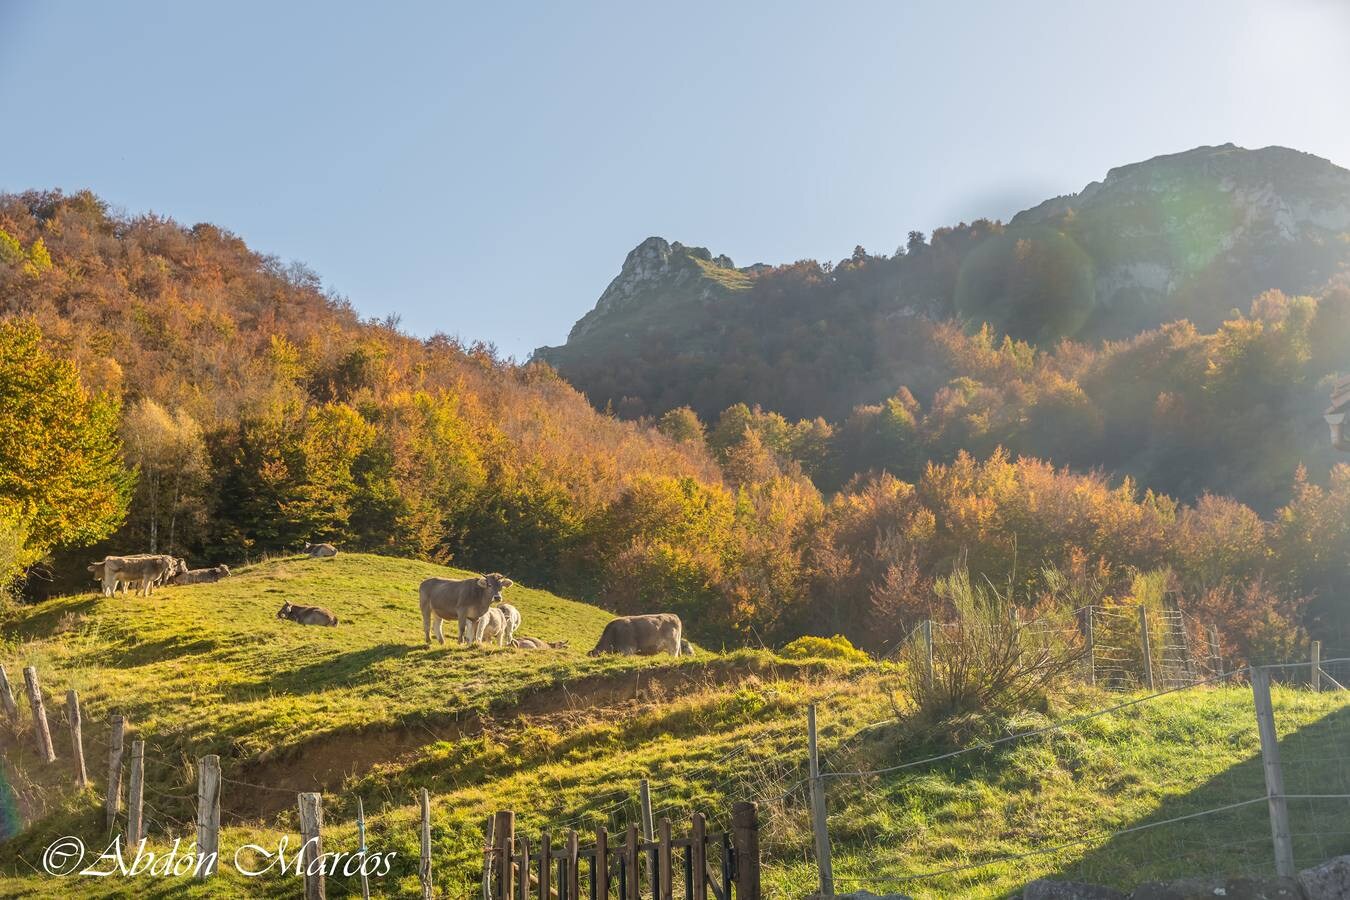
[102,570,116,597]
[421,604,432,645]
[433,615,445,646]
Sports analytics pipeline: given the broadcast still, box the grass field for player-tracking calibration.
[2,554,1349,898]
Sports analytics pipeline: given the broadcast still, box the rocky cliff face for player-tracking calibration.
[1011,144,1350,330]
[566,237,750,341]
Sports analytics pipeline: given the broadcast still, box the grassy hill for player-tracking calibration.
[0,554,673,761]
[2,555,1350,898]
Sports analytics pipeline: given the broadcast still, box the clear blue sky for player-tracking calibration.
[2,1,1348,359]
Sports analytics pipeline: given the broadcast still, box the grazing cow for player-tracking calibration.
[276,601,338,627]
[88,561,125,596]
[89,557,160,596]
[418,573,514,645]
[474,606,508,646]
[97,555,177,597]
[304,542,337,558]
[681,639,694,656]
[588,614,685,658]
[511,636,569,650]
[170,564,231,585]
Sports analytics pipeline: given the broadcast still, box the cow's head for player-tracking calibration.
[549,639,570,650]
[476,573,513,603]
[276,602,293,619]
[173,558,189,576]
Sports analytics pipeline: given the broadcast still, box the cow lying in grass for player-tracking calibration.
[588,614,686,657]
[170,564,231,585]
[304,542,337,558]
[276,601,339,626]
[511,636,569,650]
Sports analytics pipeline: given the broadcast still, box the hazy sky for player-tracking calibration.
[2,2,1348,358]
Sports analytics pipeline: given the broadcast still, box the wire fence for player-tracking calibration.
[8,642,1350,898]
[721,657,1350,898]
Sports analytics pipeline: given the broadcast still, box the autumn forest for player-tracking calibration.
[2,185,1349,667]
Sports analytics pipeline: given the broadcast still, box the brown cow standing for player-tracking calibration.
[418,573,514,645]
[588,614,685,657]
[277,601,339,626]
[93,555,178,597]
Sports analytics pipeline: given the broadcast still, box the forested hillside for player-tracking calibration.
[3,187,1350,661]
[537,145,1350,512]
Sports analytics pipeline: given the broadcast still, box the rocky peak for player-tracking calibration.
[564,237,741,341]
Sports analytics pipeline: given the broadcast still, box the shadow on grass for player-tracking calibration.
[225,642,418,698]
[1057,701,1350,890]
[87,635,221,669]
[4,596,100,641]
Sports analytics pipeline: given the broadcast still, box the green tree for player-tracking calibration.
[121,399,209,553]
[656,406,705,445]
[0,319,131,586]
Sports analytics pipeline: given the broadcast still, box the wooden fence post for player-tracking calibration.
[640,778,656,886]
[419,788,433,900]
[480,814,494,900]
[1251,668,1296,877]
[1312,640,1322,692]
[22,667,56,762]
[0,665,19,724]
[1085,607,1096,687]
[1208,625,1223,677]
[298,792,325,900]
[106,714,126,830]
[540,830,552,900]
[658,818,673,900]
[625,822,640,900]
[1138,605,1155,690]
[566,829,580,900]
[494,810,515,900]
[127,740,145,846]
[691,813,706,900]
[517,834,530,900]
[594,826,609,900]
[358,797,373,900]
[922,619,934,689]
[731,802,761,900]
[196,754,220,878]
[807,704,834,897]
[66,690,88,787]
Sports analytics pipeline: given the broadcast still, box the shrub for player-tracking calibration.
[896,568,1086,721]
[778,634,870,663]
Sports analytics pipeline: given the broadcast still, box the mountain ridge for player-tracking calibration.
[537,143,1350,421]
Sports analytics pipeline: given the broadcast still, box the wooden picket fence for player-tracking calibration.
[482,804,760,900]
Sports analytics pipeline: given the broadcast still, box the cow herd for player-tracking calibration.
[88,554,230,597]
[86,545,691,659]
